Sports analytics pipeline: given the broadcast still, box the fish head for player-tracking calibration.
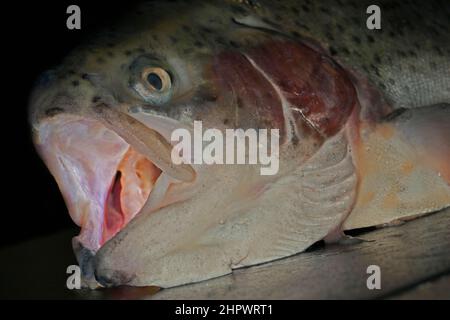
[29,1,357,288]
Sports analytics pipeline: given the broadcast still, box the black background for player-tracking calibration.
[1,0,449,303]
[2,1,144,247]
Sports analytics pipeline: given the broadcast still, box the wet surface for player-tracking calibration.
[1,209,449,299]
[0,227,159,300]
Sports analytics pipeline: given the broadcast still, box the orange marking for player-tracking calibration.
[401,161,415,176]
[377,124,395,140]
[382,191,399,209]
[358,191,375,206]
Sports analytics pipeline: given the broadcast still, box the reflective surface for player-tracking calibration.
[1,208,449,299]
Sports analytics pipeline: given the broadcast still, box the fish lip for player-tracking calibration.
[34,105,197,254]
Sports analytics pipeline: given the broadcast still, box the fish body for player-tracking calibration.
[29,0,450,288]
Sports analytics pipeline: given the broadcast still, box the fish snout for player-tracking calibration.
[29,68,109,129]
[94,267,134,288]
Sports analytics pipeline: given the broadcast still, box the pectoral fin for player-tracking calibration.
[344,104,450,230]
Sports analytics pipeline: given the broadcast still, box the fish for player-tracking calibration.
[28,0,450,288]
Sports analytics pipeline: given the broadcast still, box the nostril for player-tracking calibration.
[94,268,133,288]
[35,70,56,88]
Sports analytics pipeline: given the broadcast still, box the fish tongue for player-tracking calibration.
[91,104,195,183]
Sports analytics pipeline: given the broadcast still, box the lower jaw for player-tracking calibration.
[35,114,182,252]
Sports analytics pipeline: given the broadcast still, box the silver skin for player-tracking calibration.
[29,0,450,288]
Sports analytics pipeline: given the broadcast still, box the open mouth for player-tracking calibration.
[34,113,189,251]
[102,146,161,245]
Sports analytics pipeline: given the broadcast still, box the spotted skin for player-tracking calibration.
[30,0,450,128]
[28,0,450,288]
[252,0,450,110]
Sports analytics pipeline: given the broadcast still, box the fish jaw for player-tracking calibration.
[35,115,128,250]
[33,112,198,255]
[93,163,272,287]
[33,110,276,288]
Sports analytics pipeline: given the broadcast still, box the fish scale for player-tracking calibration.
[252,0,450,109]
[29,0,450,288]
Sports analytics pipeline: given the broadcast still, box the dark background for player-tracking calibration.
[2,1,144,247]
[1,0,449,301]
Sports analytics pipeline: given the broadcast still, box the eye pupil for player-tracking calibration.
[146,72,163,91]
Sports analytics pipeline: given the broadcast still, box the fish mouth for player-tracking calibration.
[34,111,195,251]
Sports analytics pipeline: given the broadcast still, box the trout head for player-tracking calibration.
[29,1,357,288]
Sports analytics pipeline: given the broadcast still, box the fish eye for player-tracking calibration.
[141,67,171,93]
[132,65,173,105]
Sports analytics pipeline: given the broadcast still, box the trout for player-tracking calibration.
[29,0,450,288]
